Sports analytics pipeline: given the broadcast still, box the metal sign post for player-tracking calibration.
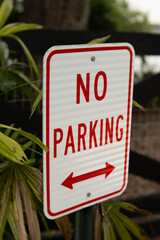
[43,43,134,220]
[74,206,96,240]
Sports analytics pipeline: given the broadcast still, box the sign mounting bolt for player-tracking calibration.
[87,192,91,197]
[91,56,96,61]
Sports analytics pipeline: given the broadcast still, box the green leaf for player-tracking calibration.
[9,69,40,92]
[0,131,28,162]
[4,70,37,102]
[26,177,41,202]
[102,201,114,212]
[111,208,147,240]
[0,124,48,152]
[88,35,111,44]
[0,172,12,239]
[8,205,19,240]
[22,140,34,151]
[0,162,9,171]
[108,207,132,240]
[24,159,36,165]
[9,137,28,161]
[108,201,149,215]
[0,40,9,66]
[10,130,20,140]
[3,123,14,136]
[0,79,42,101]
[7,34,39,76]
[30,89,42,118]
[14,180,27,239]
[22,166,43,202]
[0,131,15,152]
[103,218,110,240]
[0,147,21,163]
[29,142,37,159]
[103,215,116,240]
[0,23,42,36]
[133,100,145,112]
[0,135,27,163]
[0,0,13,29]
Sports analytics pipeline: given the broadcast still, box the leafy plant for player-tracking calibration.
[0,0,42,102]
[0,124,47,239]
[95,201,149,240]
[0,0,41,73]
[0,40,40,101]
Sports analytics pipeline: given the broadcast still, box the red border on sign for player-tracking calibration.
[45,46,133,217]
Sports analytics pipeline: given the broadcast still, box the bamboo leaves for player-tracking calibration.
[100,201,149,240]
[0,125,48,239]
[0,158,44,239]
[103,215,116,240]
[0,124,48,152]
[0,132,27,163]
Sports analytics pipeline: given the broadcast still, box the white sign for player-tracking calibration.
[43,43,134,219]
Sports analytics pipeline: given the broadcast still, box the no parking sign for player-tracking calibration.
[43,43,134,219]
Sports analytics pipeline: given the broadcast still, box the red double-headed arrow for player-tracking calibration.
[61,162,115,189]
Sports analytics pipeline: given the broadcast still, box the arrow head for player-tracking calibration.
[61,163,115,189]
[61,172,73,189]
[105,162,115,178]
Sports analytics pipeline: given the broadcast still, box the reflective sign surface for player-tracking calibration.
[43,43,135,219]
